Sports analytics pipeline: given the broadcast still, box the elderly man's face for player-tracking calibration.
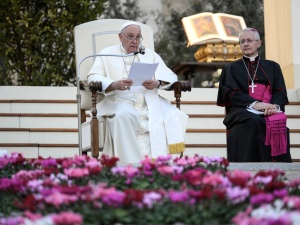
[119,25,142,53]
[239,31,261,57]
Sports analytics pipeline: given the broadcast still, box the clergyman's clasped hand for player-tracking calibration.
[253,102,278,116]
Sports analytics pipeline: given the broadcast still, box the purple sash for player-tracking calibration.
[249,84,287,156]
[249,84,271,102]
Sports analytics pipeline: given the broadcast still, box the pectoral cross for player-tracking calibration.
[249,81,257,93]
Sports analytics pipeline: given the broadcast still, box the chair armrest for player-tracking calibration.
[88,81,103,93]
[167,80,191,92]
[80,80,103,158]
[166,80,191,109]
[80,80,102,92]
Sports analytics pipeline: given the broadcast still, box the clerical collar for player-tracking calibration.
[243,54,258,62]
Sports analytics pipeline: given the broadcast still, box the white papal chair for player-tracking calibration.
[74,19,191,158]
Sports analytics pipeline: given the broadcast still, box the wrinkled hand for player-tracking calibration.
[253,102,278,116]
[108,79,133,91]
[142,80,160,90]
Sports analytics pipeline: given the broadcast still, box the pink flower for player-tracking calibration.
[231,206,253,224]
[140,156,155,176]
[63,167,89,178]
[52,211,83,225]
[99,154,119,168]
[155,155,172,166]
[93,186,126,207]
[85,157,101,170]
[183,168,207,186]
[283,196,300,209]
[49,173,69,184]
[202,173,231,188]
[250,193,274,206]
[288,178,300,188]
[157,165,184,175]
[143,191,162,208]
[227,170,252,187]
[12,170,44,182]
[202,156,223,164]
[169,190,189,202]
[44,191,78,207]
[174,157,194,167]
[0,152,25,170]
[101,189,126,207]
[227,186,250,204]
[273,189,288,198]
[253,175,273,184]
[111,165,140,184]
[255,170,285,180]
[60,156,87,169]
[41,158,57,167]
[0,216,24,225]
[0,178,24,192]
[24,211,43,221]
[1,152,300,224]
[111,165,140,178]
[27,179,44,192]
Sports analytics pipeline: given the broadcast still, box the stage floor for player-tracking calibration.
[228,162,300,181]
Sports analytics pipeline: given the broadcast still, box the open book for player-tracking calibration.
[182,12,247,46]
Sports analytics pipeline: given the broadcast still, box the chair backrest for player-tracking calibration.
[74,19,155,109]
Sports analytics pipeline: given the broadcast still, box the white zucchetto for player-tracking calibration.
[120,21,140,31]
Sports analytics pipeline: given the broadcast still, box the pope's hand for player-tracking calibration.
[142,80,160,90]
[109,79,132,91]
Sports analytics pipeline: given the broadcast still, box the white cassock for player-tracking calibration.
[87,44,188,164]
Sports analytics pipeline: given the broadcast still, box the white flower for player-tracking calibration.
[24,217,53,225]
[251,201,287,219]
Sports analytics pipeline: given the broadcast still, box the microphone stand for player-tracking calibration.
[76,50,143,156]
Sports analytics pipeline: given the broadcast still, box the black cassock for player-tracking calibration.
[217,56,292,162]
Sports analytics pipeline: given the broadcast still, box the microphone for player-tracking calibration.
[139,45,145,55]
[134,45,145,55]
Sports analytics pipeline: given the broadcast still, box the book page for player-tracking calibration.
[128,62,159,86]
[182,12,223,46]
[215,13,247,42]
[182,12,247,46]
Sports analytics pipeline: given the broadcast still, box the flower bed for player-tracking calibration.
[0,152,300,225]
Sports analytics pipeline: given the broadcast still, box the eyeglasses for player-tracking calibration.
[239,39,260,45]
[121,32,143,42]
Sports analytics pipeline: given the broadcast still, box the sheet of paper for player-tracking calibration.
[247,108,282,115]
[246,108,264,115]
[128,62,159,86]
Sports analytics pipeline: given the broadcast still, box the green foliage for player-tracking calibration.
[153,1,205,68]
[101,0,147,23]
[0,0,145,86]
[154,0,265,68]
[0,0,105,86]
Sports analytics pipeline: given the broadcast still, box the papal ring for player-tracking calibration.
[124,86,127,89]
